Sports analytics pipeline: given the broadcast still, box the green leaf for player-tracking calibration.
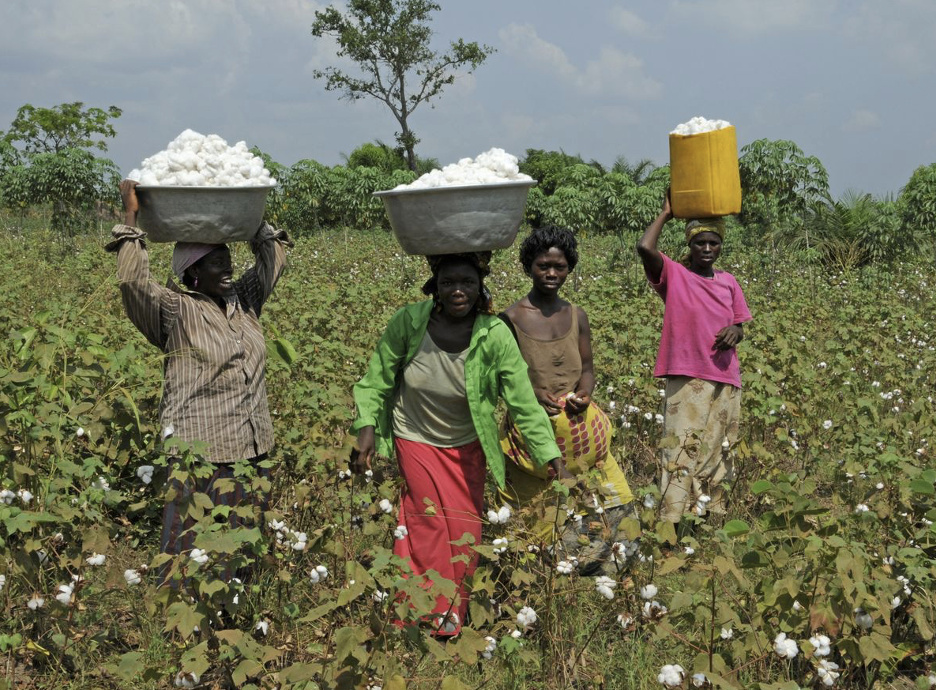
[114,652,143,681]
[750,480,773,494]
[721,519,750,538]
[300,600,339,622]
[269,337,298,366]
[333,626,367,664]
[909,479,934,495]
[164,601,202,638]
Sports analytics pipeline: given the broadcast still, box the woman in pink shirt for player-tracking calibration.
[636,193,752,528]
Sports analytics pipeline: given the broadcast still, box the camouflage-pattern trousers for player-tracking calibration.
[659,376,740,523]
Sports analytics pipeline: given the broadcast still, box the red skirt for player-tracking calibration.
[393,437,485,635]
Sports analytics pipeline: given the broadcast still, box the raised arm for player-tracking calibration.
[636,191,673,284]
[105,180,178,350]
[236,222,290,314]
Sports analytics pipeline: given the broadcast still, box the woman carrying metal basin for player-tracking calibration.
[349,251,569,637]
[107,179,291,586]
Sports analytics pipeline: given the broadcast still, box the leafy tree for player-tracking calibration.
[311,0,493,172]
[1,149,120,236]
[738,138,829,231]
[0,102,122,235]
[520,149,592,196]
[804,190,905,271]
[900,162,936,239]
[611,155,658,185]
[344,139,438,175]
[2,102,122,156]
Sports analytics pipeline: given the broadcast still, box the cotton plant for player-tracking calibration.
[816,659,841,686]
[643,600,668,620]
[809,634,832,657]
[854,608,873,630]
[136,465,155,485]
[85,553,106,566]
[309,565,329,584]
[657,664,685,687]
[174,671,200,689]
[595,576,617,600]
[773,632,799,659]
[610,539,639,567]
[487,504,512,525]
[516,606,538,629]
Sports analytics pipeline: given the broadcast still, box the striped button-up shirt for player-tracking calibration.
[110,223,288,463]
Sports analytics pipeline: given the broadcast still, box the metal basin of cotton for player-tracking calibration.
[373,180,537,255]
[135,185,275,243]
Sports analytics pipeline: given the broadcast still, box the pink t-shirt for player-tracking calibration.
[649,254,752,388]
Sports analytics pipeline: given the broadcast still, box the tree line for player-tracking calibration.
[1,100,935,271]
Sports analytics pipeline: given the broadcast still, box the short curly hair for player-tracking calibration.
[518,225,579,274]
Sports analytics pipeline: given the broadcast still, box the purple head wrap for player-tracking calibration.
[171,242,223,278]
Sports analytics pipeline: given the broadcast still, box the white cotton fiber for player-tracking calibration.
[128,129,276,187]
[671,116,732,136]
[395,148,532,190]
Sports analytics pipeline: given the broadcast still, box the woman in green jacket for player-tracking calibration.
[350,252,565,636]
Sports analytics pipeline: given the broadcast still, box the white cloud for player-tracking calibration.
[670,0,836,34]
[610,7,650,37]
[0,0,324,67]
[498,24,661,100]
[843,109,880,132]
[499,24,578,81]
[580,47,662,99]
[844,1,936,76]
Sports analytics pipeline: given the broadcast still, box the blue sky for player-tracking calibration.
[1,0,934,197]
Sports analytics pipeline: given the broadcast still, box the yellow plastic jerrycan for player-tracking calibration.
[669,126,741,219]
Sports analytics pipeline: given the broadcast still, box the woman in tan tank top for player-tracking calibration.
[500,226,634,575]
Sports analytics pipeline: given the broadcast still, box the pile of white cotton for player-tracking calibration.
[671,116,732,136]
[128,129,276,187]
[395,147,532,190]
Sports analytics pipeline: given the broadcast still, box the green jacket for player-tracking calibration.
[351,300,560,488]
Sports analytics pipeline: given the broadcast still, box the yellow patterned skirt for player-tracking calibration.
[500,401,633,509]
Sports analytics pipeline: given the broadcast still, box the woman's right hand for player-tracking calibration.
[351,426,376,474]
[119,179,139,227]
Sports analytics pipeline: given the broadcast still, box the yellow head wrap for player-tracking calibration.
[685,218,725,244]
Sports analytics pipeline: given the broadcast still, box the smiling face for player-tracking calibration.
[435,259,481,319]
[188,246,234,297]
[688,231,722,274]
[530,247,570,295]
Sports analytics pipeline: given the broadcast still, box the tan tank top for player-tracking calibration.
[513,307,582,398]
[391,331,478,447]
